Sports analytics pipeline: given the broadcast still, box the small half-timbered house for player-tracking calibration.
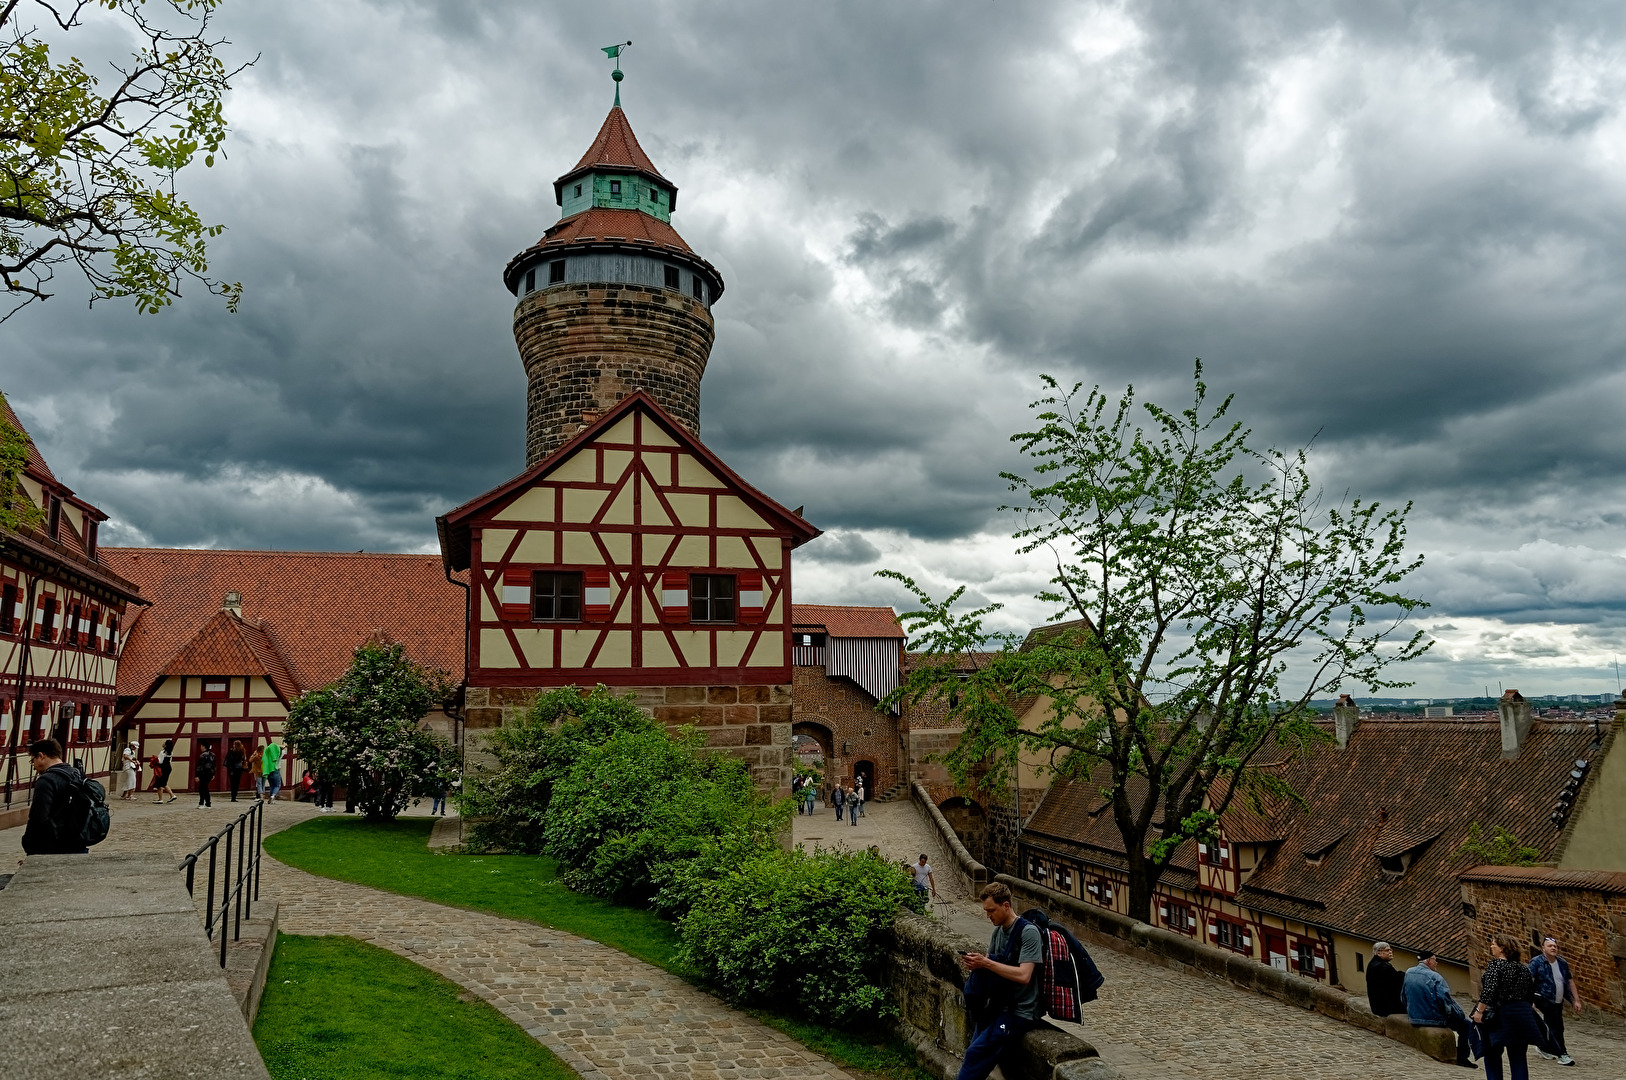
[438,391,821,796]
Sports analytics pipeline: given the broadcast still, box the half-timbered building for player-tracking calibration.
[0,394,144,817]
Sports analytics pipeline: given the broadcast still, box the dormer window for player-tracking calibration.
[609,179,622,198]
[650,188,661,204]
[47,495,61,538]
[574,183,582,198]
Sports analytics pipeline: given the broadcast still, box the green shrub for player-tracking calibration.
[459,686,656,854]
[677,845,921,1027]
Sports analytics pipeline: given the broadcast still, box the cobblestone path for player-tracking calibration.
[803,801,1626,1079]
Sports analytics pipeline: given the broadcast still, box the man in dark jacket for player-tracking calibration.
[1529,936,1580,1065]
[21,738,89,856]
[1365,942,1405,1017]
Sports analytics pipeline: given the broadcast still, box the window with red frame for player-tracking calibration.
[65,603,81,647]
[85,610,100,650]
[35,597,56,642]
[1211,917,1252,953]
[27,700,45,741]
[201,679,230,699]
[1,583,16,635]
[1198,841,1232,867]
[1160,900,1197,935]
[104,614,118,654]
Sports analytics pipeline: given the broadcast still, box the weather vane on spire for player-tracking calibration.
[602,41,632,107]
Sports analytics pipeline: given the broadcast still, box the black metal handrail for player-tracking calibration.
[178,799,264,967]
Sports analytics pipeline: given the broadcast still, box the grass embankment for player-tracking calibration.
[266,816,932,1080]
[253,934,577,1080]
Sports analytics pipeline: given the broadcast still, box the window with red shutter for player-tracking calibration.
[500,568,532,620]
[0,582,16,635]
[661,570,690,623]
[690,574,736,623]
[105,614,119,654]
[529,571,582,621]
[582,569,612,621]
[737,571,765,624]
[36,597,56,642]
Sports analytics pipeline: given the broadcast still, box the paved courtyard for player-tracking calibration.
[796,798,1626,1079]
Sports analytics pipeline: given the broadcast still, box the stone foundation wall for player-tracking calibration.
[464,683,793,798]
[1460,867,1626,1014]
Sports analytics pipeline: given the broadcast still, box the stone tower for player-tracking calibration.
[504,105,726,467]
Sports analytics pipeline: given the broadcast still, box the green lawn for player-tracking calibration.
[253,934,577,1080]
[267,816,932,1080]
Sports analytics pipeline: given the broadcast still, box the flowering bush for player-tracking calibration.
[283,642,459,821]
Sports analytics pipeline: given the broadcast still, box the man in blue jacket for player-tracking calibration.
[1529,936,1579,1066]
[1403,950,1476,1068]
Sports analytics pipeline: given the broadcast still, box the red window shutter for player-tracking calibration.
[501,568,531,620]
[737,571,764,624]
[583,568,612,621]
[660,570,691,623]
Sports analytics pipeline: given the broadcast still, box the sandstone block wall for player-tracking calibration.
[1461,872,1626,1014]
[514,282,715,464]
[464,683,793,798]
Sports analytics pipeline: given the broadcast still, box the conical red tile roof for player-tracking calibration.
[564,106,667,181]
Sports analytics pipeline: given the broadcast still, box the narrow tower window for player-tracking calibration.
[692,275,704,301]
[574,183,582,198]
[664,265,680,289]
[609,179,621,197]
[549,260,566,283]
[524,268,535,293]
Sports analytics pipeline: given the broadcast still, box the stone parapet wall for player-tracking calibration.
[1460,866,1626,1014]
[464,683,793,798]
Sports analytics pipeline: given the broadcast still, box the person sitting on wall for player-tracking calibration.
[1403,949,1478,1068]
[1366,941,1405,1017]
[957,881,1044,1080]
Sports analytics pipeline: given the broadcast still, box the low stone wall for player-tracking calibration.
[0,852,270,1079]
[884,909,1121,1079]
[912,781,989,898]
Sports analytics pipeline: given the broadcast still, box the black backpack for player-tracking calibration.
[56,769,111,847]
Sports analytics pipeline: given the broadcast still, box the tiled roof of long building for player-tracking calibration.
[793,604,903,639]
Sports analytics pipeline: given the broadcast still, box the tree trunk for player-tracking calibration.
[1126,851,1156,923]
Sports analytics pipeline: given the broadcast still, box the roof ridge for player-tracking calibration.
[102,547,439,558]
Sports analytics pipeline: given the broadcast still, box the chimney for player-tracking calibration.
[1498,688,1534,757]
[1333,693,1359,749]
[221,591,242,619]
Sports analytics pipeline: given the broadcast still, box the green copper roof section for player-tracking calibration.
[559,172,673,223]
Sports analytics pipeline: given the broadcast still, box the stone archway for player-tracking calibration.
[792,721,834,797]
[938,796,988,862]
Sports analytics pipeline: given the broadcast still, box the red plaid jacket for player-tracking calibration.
[1041,926,1081,1023]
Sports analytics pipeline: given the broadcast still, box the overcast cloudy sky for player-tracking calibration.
[7,1,1626,697]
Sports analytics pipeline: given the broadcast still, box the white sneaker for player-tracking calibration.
[1559,1055,1575,1066]
[1536,1050,1557,1061]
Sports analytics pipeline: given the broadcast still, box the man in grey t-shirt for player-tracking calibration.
[957,881,1043,1080]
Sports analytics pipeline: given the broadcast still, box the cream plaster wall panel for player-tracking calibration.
[601,482,635,526]
[747,634,786,667]
[514,628,555,668]
[182,703,215,719]
[19,475,42,508]
[493,486,557,522]
[551,450,597,483]
[563,488,608,523]
[767,594,783,625]
[228,678,245,697]
[638,476,671,526]
[479,629,522,669]
[559,629,598,668]
[160,677,186,697]
[716,496,768,530]
[144,722,179,736]
[601,449,634,483]
[64,503,84,537]
[249,678,271,698]
[643,451,672,487]
[561,531,604,565]
[140,702,180,719]
[601,532,632,564]
[751,536,784,569]
[598,415,637,445]
[483,529,517,557]
[672,534,709,567]
[198,723,223,735]
[479,587,498,622]
[640,420,678,447]
[667,493,710,529]
[593,631,632,667]
[513,530,556,563]
[672,630,711,667]
[676,454,725,489]
[642,631,679,668]
[716,535,755,568]
[715,632,753,668]
[1559,733,1626,870]
[248,702,287,717]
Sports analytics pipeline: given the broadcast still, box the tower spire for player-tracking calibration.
[602,41,632,107]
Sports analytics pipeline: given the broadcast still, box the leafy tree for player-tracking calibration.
[886,365,1429,922]
[0,392,44,530]
[0,0,249,319]
[283,641,459,822]
[458,685,659,855]
[1455,822,1540,867]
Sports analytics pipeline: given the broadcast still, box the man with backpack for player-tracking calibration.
[21,737,105,856]
[958,882,1045,1080]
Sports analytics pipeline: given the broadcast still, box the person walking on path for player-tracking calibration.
[957,881,1044,1080]
[803,780,818,815]
[194,743,217,808]
[911,854,938,904]
[119,741,139,801]
[20,738,90,857]
[856,778,866,817]
[429,777,448,817]
[846,782,859,826]
[261,740,283,802]
[153,739,177,804]
[1366,942,1405,1017]
[832,782,845,821]
[315,769,336,813]
[250,746,264,799]
[1405,949,1478,1068]
[1474,934,1542,1080]
[1528,936,1579,1066]
[225,740,247,802]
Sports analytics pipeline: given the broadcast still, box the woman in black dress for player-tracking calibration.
[1472,933,1541,1080]
[154,738,177,803]
[225,740,247,802]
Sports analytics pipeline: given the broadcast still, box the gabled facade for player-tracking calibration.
[0,394,145,809]
[439,393,820,795]
[791,605,907,799]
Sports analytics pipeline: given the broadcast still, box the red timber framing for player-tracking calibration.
[438,391,822,688]
[121,673,290,795]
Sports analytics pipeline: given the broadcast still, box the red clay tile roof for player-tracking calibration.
[101,548,466,698]
[793,604,903,639]
[562,106,668,183]
[540,207,694,254]
[158,609,301,704]
[1023,717,1608,962]
[1460,865,1626,894]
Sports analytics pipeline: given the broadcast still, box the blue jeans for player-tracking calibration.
[804,794,816,814]
[431,795,445,815]
[265,769,282,799]
[849,801,859,824]
[956,1011,1034,1080]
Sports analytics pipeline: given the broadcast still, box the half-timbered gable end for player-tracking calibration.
[438,391,821,795]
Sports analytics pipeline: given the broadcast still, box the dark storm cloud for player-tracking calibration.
[5,0,1626,690]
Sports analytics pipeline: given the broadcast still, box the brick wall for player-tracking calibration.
[464,683,793,798]
[1460,867,1626,1014]
[514,282,714,465]
[792,664,903,796]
